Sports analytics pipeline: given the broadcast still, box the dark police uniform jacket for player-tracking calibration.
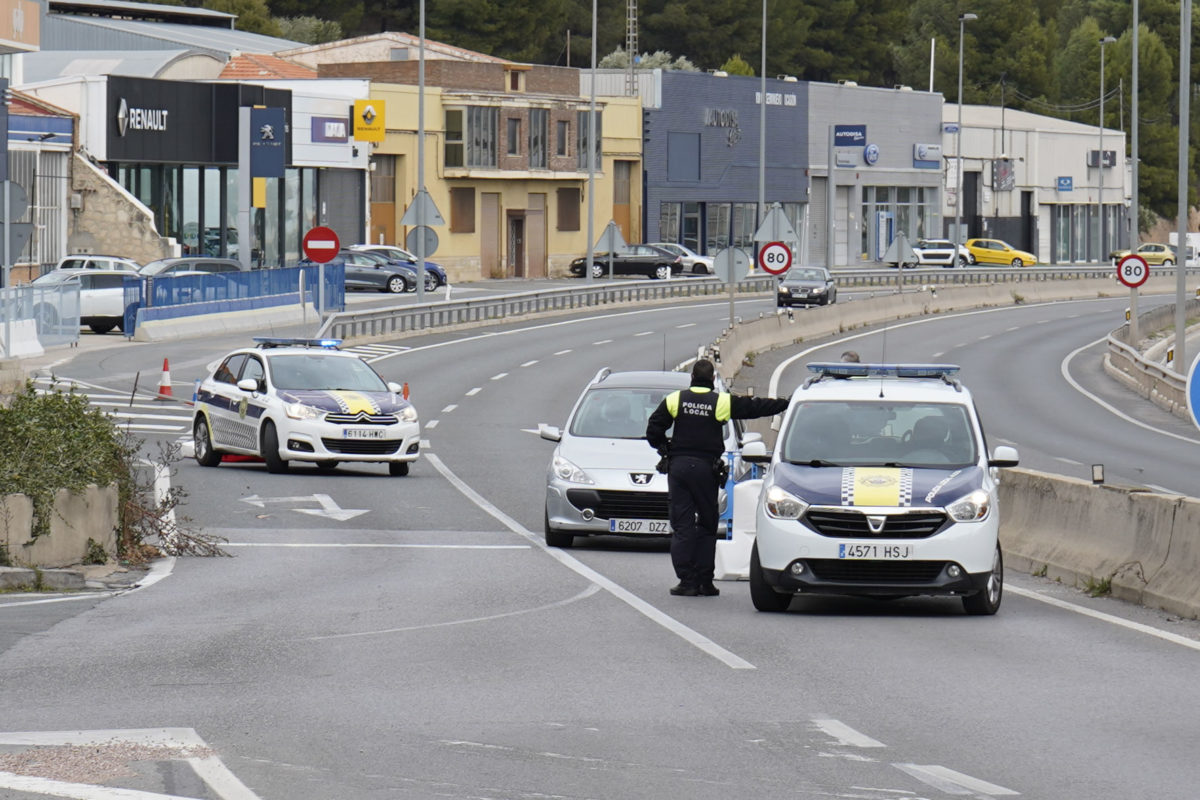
[646,386,789,460]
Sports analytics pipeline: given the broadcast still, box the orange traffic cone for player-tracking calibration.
[156,358,173,399]
[402,382,410,400]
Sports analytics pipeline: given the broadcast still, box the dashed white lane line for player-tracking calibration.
[554,349,572,355]
[424,452,755,670]
[894,763,1019,796]
[425,420,439,429]
[520,360,538,367]
[675,322,697,329]
[442,404,458,413]
[812,718,886,748]
[465,387,482,396]
[634,331,655,337]
[592,339,613,345]
[490,372,508,381]
[1053,456,1081,465]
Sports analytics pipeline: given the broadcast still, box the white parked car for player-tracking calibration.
[30,268,140,334]
[192,337,420,475]
[646,242,715,275]
[904,239,973,268]
[55,254,141,272]
[746,362,1019,615]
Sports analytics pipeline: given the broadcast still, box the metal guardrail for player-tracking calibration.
[1105,296,1200,420]
[316,265,1200,342]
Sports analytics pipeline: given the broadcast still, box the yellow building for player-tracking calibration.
[320,59,642,282]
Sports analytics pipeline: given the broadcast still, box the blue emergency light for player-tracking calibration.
[806,362,961,379]
[253,337,343,349]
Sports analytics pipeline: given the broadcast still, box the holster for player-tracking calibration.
[713,457,729,484]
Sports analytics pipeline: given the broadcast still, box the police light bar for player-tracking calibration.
[806,362,960,378]
[253,337,343,349]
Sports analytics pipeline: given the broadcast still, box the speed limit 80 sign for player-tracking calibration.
[1117,254,1150,288]
[758,241,793,275]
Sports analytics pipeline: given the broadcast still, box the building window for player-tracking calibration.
[706,203,730,253]
[660,202,680,242]
[468,106,498,168]
[556,120,569,157]
[450,187,476,233]
[509,71,523,91]
[370,155,396,202]
[557,187,580,231]
[529,109,548,169]
[445,110,464,167]
[576,110,603,170]
[507,118,521,156]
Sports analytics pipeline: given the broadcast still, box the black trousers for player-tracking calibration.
[667,455,720,587]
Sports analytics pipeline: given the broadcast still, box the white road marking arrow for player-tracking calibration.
[240,493,368,521]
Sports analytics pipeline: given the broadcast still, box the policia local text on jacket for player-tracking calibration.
[645,359,789,597]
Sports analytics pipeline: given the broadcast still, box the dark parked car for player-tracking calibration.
[140,257,246,276]
[776,266,837,307]
[349,244,448,288]
[568,244,683,280]
[297,250,422,294]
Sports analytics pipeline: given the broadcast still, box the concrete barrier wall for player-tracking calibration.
[1000,469,1200,619]
[0,484,119,569]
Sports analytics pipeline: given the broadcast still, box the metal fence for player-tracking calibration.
[0,283,81,352]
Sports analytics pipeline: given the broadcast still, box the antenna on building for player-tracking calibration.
[625,0,638,97]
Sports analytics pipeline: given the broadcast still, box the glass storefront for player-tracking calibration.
[660,201,806,256]
[860,185,937,261]
[1051,203,1121,264]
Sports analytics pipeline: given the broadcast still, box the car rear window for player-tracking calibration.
[570,388,671,439]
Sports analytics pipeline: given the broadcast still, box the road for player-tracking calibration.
[1,290,1198,799]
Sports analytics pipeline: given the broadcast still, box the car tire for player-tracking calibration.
[194,417,221,468]
[958,254,969,266]
[1163,259,1174,267]
[962,545,1004,615]
[89,323,115,335]
[750,543,792,612]
[423,272,437,292]
[1010,258,1023,268]
[261,421,288,474]
[590,263,604,279]
[691,263,707,275]
[544,510,574,548]
[384,275,408,294]
[654,264,672,280]
[389,461,410,476]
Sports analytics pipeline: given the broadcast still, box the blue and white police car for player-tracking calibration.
[746,363,1019,614]
[192,337,420,475]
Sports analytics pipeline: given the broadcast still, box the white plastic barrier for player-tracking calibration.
[715,479,762,580]
[0,319,45,358]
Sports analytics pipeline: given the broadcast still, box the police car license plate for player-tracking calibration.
[343,428,385,439]
[838,543,913,559]
[609,519,670,534]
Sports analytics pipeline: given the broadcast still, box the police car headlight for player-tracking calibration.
[764,484,807,519]
[285,402,324,421]
[552,454,593,485]
[947,489,991,522]
[398,405,418,423]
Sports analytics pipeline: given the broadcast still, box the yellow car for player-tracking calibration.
[965,238,1037,267]
[1108,242,1176,267]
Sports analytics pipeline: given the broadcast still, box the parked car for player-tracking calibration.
[348,244,448,287]
[140,257,247,276]
[568,245,683,280]
[297,249,423,293]
[30,268,141,334]
[904,239,973,268]
[1108,242,1176,267]
[965,239,1037,267]
[645,242,715,275]
[776,266,838,307]
[54,254,140,272]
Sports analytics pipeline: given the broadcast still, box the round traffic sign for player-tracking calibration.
[758,241,792,275]
[302,226,340,263]
[1117,254,1149,288]
[1188,353,1200,433]
[713,247,751,284]
[405,225,439,257]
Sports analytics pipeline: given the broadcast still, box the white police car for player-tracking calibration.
[747,363,1018,614]
[192,337,420,475]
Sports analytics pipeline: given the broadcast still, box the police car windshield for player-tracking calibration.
[570,388,670,439]
[780,400,977,468]
[267,353,389,392]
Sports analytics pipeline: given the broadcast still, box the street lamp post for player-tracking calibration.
[955,13,977,261]
[1099,35,1116,262]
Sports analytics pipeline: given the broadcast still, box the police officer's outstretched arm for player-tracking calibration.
[728,393,790,420]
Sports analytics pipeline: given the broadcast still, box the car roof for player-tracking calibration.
[793,366,972,404]
[588,370,691,390]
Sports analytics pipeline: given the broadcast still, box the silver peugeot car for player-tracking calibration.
[538,368,749,548]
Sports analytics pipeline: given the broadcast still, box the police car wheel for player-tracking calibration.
[962,545,1003,616]
[388,461,409,476]
[750,543,792,612]
[544,510,574,548]
[261,422,289,474]
[194,418,221,468]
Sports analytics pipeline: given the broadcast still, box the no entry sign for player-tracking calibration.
[303,226,340,263]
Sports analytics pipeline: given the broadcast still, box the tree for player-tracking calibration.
[719,53,754,76]
[599,47,698,71]
[203,0,282,36]
[276,15,342,44]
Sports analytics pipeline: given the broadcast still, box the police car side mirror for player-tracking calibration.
[538,423,562,443]
[236,378,258,393]
[387,381,403,394]
[741,440,770,464]
[989,445,1019,468]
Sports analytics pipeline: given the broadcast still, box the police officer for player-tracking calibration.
[645,358,790,597]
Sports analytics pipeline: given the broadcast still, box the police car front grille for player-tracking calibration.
[325,413,398,425]
[806,559,948,584]
[805,509,948,538]
[566,489,669,520]
[321,438,403,455]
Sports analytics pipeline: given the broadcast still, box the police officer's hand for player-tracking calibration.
[655,454,669,474]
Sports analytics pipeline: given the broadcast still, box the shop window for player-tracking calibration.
[557,187,580,231]
[450,187,476,233]
[659,202,680,243]
[706,203,730,253]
